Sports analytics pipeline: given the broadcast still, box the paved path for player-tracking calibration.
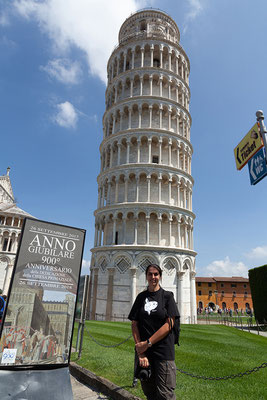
[71,374,112,400]
[198,320,267,337]
[237,327,267,337]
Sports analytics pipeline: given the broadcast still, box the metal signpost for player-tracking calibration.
[256,110,267,163]
[234,110,267,185]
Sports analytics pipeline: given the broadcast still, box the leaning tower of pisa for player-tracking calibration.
[89,9,197,324]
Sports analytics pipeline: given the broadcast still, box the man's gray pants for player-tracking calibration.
[141,359,176,400]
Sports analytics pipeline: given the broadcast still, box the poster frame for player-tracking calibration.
[0,217,86,369]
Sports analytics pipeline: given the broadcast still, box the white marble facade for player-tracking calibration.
[0,168,34,295]
[90,9,197,324]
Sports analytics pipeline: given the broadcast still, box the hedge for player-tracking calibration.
[248,264,267,323]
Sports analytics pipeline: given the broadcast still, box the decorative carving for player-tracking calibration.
[150,23,166,35]
[139,257,154,272]
[163,257,176,275]
[115,256,131,274]
[99,257,108,272]
[190,271,196,279]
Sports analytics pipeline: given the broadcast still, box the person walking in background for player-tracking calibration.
[128,264,179,400]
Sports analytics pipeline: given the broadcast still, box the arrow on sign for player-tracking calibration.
[250,158,257,180]
[236,147,241,164]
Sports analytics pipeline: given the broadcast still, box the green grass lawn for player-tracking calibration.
[71,321,267,400]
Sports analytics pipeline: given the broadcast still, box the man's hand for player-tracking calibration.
[135,341,148,355]
[138,354,149,368]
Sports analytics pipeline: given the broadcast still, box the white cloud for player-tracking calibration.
[53,101,78,129]
[186,0,203,19]
[200,256,249,278]
[245,245,267,261]
[40,58,82,84]
[183,0,206,33]
[0,36,16,47]
[81,259,90,276]
[12,0,149,83]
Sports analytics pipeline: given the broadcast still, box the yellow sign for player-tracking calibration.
[234,123,263,170]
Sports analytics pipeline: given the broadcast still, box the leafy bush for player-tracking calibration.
[249,265,267,323]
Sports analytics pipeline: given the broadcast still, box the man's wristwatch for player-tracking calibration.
[147,339,152,347]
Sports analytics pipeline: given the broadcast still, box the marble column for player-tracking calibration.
[148,138,152,163]
[137,139,141,163]
[117,143,121,165]
[141,47,144,67]
[177,271,185,318]
[147,175,151,202]
[159,138,162,164]
[105,268,115,320]
[149,76,153,95]
[112,218,117,244]
[168,139,172,165]
[91,268,99,320]
[124,178,128,202]
[126,140,130,163]
[158,175,162,203]
[146,216,150,244]
[150,46,154,67]
[134,218,138,244]
[131,51,135,69]
[190,271,197,324]
[158,214,162,245]
[130,268,137,305]
[115,179,119,203]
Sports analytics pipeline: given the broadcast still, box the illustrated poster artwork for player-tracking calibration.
[0,218,85,367]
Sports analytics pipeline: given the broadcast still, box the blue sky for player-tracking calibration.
[1,0,267,277]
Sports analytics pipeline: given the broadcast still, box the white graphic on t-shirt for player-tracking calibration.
[144,298,158,315]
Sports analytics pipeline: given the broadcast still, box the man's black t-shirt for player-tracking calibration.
[128,287,179,360]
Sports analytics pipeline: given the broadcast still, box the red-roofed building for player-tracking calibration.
[196,277,252,312]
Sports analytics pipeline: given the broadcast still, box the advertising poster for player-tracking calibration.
[0,218,85,367]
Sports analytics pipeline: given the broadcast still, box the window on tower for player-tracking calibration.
[140,20,146,31]
[152,155,159,164]
[2,238,8,251]
[8,239,12,252]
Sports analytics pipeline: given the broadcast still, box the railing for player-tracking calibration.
[94,313,128,322]
[80,313,196,324]
[197,314,267,334]
[133,7,172,17]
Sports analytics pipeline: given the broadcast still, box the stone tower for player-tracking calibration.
[90,9,197,324]
[0,168,34,294]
